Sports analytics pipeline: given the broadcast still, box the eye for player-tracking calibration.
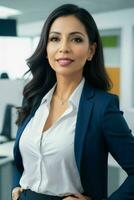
[72,37,83,43]
[49,36,60,42]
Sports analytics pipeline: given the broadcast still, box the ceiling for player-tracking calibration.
[0,0,134,25]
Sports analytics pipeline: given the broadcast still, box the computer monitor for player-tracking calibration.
[0,79,24,142]
[0,104,18,143]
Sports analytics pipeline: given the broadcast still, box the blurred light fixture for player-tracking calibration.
[0,6,21,18]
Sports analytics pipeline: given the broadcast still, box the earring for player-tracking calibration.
[87,56,92,61]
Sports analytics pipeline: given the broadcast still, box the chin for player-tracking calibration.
[56,70,80,78]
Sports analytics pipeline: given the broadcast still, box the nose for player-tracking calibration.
[59,39,70,53]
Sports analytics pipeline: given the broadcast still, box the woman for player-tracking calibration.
[12,4,134,200]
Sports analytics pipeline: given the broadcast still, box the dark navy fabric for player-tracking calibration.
[19,190,63,200]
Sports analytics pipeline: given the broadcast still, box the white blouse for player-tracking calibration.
[19,78,85,196]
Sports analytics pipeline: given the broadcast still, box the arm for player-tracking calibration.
[102,95,134,200]
[11,163,23,200]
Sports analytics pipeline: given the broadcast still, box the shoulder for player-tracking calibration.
[83,81,119,109]
[95,87,118,104]
[84,80,118,100]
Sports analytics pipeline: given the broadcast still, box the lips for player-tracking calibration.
[56,58,74,66]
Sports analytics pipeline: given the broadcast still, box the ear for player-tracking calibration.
[87,42,97,61]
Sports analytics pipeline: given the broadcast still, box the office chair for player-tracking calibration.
[0,104,14,143]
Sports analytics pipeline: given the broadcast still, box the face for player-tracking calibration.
[46,15,96,78]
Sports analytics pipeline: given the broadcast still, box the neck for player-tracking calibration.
[54,75,83,100]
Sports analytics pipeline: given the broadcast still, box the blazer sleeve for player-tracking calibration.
[12,163,21,189]
[12,97,25,189]
[102,95,134,200]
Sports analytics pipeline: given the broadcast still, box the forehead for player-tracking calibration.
[49,15,87,35]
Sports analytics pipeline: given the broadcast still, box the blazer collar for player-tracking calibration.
[82,80,95,100]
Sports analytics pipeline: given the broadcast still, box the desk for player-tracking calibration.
[0,141,14,200]
[0,141,14,158]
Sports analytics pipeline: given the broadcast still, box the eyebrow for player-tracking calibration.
[49,31,85,37]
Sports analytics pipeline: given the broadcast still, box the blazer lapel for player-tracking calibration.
[74,81,95,172]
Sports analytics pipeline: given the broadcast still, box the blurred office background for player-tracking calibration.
[0,0,134,199]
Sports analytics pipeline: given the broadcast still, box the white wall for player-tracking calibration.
[18,21,44,37]
[18,8,134,109]
[0,37,32,79]
[93,8,134,109]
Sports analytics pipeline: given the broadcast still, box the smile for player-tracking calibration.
[56,58,74,66]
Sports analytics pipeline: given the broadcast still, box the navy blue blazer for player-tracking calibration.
[13,81,134,200]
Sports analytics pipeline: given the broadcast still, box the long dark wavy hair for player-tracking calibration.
[16,4,112,125]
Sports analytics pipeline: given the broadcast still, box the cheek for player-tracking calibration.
[47,48,55,62]
[47,42,59,52]
[74,46,89,60]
